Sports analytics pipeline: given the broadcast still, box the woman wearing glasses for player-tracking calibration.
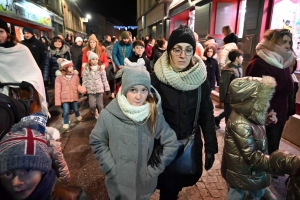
[151,25,218,199]
[128,40,152,73]
[246,29,296,157]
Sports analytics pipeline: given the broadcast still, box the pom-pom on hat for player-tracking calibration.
[57,58,73,71]
[22,26,34,35]
[121,58,150,95]
[167,25,196,55]
[0,121,52,174]
[0,18,10,33]
[87,51,99,61]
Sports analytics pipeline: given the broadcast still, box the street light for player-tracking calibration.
[86,14,91,19]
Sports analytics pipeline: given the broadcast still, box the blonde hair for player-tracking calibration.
[263,29,293,50]
[146,95,158,135]
[222,25,233,36]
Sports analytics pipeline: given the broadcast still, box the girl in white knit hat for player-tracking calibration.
[82,51,110,119]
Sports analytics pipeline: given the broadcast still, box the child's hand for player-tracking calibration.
[100,64,105,71]
[266,109,278,125]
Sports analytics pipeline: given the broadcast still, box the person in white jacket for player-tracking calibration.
[219,34,238,69]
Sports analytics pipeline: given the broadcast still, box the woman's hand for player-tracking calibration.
[266,109,278,125]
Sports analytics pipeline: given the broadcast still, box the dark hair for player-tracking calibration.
[50,36,64,50]
[157,38,167,48]
[203,46,216,57]
[228,49,244,62]
[132,40,145,48]
[40,36,49,46]
[205,34,215,41]
[4,32,19,46]
[111,36,117,43]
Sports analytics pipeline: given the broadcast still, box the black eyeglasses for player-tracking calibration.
[172,47,193,56]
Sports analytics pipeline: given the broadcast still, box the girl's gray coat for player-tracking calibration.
[89,89,178,200]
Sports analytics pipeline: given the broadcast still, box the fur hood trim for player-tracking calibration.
[229,76,276,124]
[45,127,60,140]
[55,70,79,77]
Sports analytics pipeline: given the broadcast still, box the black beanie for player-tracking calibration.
[167,25,196,55]
[22,26,34,35]
[0,18,9,33]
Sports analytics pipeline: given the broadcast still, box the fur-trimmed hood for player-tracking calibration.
[55,70,79,77]
[228,76,276,125]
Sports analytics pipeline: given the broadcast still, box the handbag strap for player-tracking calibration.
[193,86,202,128]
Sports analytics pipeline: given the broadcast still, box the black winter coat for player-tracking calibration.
[204,57,220,90]
[70,44,83,70]
[151,73,218,188]
[128,53,152,73]
[21,37,46,73]
[153,48,166,66]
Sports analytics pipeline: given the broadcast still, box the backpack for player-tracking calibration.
[0,82,33,140]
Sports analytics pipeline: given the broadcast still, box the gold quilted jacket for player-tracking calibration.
[221,76,277,190]
[269,151,300,200]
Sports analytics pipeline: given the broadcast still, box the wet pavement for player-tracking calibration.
[46,88,300,200]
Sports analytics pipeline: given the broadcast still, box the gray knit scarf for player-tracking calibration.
[154,52,207,91]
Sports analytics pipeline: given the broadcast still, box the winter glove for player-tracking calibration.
[205,153,215,170]
[148,137,163,168]
[106,91,110,96]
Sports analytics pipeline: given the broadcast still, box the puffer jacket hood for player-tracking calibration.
[105,86,162,124]
[229,76,276,125]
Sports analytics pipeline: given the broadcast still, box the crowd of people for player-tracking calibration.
[1,15,300,200]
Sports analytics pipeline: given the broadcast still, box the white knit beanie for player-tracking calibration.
[87,51,99,61]
[75,36,83,42]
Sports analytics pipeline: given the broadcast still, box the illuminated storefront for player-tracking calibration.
[0,0,57,39]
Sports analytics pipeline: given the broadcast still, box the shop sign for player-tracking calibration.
[0,0,52,26]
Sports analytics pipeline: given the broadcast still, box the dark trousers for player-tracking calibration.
[158,173,182,200]
[216,103,232,123]
[266,124,284,155]
[108,79,115,93]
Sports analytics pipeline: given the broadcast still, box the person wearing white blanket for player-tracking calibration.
[0,18,49,116]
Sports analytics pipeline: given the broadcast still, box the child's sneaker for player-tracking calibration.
[76,116,82,123]
[63,124,69,133]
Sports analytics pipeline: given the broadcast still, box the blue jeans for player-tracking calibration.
[62,102,80,124]
[227,187,265,200]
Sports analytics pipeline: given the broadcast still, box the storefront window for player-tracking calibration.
[270,0,300,72]
[14,26,24,41]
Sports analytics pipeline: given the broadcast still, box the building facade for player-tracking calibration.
[61,0,86,43]
[0,0,63,40]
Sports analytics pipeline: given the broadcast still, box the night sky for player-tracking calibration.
[77,0,137,34]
